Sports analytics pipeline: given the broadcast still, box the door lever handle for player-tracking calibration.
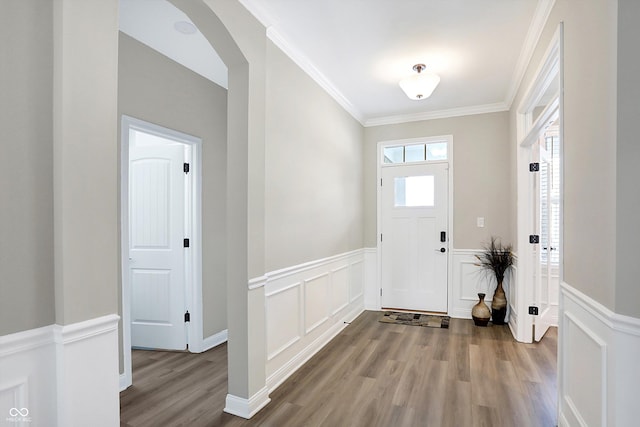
[434,248,446,253]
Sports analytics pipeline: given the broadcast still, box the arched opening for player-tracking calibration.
[117,0,268,420]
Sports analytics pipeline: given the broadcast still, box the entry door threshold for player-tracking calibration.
[381,307,448,316]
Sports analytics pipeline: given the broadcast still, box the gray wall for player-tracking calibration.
[363,112,511,249]
[616,0,640,317]
[510,0,619,312]
[264,40,364,272]
[118,33,228,338]
[0,0,55,335]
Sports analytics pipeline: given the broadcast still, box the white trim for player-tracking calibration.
[54,314,120,344]
[505,0,557,107]
[266,304,363,392]
[120,115,204,390]
[264,250,365,395]
[201,329,228,352]
[248,275,268,290]
[376,136,454,315]
[561,283,640,337]
[262,249,363,283]
[224,387,271,419]
[241,0,557,127]
[563,311,608,427]
[0,324,55,357]
[1,316,121,427]
[365,102,508,127]
[266,27,364,124]
[559,281,640,427]
[514,25,563,343]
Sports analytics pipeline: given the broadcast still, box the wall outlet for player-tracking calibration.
[529,306,539,315]
[477,217,485,228]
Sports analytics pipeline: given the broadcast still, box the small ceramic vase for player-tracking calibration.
[472,293,491,327]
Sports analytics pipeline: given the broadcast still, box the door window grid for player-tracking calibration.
[540,133,560,265]
[383,142,447,164]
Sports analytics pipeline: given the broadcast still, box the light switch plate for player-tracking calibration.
[477,217,485,228]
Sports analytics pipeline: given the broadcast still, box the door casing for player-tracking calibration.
[515,24,564,343]
[120,115,203,390]
[376,135,454,313]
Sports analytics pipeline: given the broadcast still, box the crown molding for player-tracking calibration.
[239,0,554,127]
[266,27,365,124]
[364,102,509,127]
[239,0,365,124]
[237,0,274,27]
[505,0,557,108]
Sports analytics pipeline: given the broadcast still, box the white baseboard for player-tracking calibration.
[266,303,363,392]
[1,314,120,427]
[263,249,366,398]
[559,282,640,427]
[201,329,228,352]
[224,386,271,419]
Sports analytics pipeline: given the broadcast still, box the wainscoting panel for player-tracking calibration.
[0,314,120,427]
[349,259,364,303]
[559,282,640,427]
[264,250,365,392]
[450,250,496,319]
[363,248,379,310]
[304,273,330,334]
[0,326,57,426]
[330,265,350,315]
[266,283,302,361]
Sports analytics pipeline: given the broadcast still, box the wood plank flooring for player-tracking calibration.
[120,311,557,427]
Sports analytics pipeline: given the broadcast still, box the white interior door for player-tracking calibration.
[381,163,448,312]
[535,126,560,341]
[129,142,187,350]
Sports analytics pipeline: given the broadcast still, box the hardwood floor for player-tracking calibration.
[120,311,557,427]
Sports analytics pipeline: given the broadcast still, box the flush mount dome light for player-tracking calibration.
[399,64,440,100]
[174,21,197,35]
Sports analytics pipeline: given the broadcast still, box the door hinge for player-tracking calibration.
[183,163,190,173]
[184,311,191,322]
[380,234,383,242]
[529,234,540,244]
[529,162,540,172]
[184,238,190,248]
[528,306,539,315]
[380,178,383,186]
[380,288,383,297]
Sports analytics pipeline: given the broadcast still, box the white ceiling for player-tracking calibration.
[119,0,553,126]
[119,0,228,88]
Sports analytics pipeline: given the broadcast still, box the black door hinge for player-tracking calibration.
[380,289,383,297]
[529,162,540,172]
[184,311,191,322]
[183,163,190,173]
[184,238,190,248]
[529,234,540,244]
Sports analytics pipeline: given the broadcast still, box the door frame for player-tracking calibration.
[515,24,564,343]
[120,115,203,390]
[376,135,454,312]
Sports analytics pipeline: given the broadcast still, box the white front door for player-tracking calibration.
[129,142,187,350]
[381,163,449,312]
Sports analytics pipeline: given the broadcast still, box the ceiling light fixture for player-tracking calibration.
[399,64,440,100]
[174,21,198,35]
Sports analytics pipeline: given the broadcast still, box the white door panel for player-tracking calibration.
[381,163,448,312]
[534,128,559,341]
[129,144,186,350]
